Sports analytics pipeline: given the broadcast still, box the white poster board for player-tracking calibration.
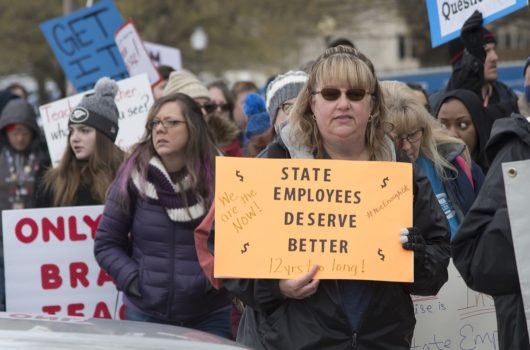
[144,41,182,71]
[39,74,153,166]
[2,206,124,319]
[504,159,530,339]
[115,21,161,86]
[412,261,499,349]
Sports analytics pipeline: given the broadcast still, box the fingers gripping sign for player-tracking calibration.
[400,227,426,253]
[279,265,321,300]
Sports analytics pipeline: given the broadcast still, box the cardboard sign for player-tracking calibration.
[39,74,154,166]
[144,41,182,70]
[2,206,124,319]
[214,157,413,281]
[504,159,530,339]
[39,0,128,92]
[412,261,498,349]
[115,20,161,86]
[426,0,528,47]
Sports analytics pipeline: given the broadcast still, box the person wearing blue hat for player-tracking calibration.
[242,93,271,156]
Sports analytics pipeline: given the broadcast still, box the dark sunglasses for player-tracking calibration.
[199,102,217,114]
[312,88,372,102]
[215,103,231,112]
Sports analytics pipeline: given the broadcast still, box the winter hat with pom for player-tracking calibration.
[69,77,120,142]
[243,93,270,145]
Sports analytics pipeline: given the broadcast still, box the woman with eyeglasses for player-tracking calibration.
[221,46,450,349]
[162,71,242,157]
[382,81,484,239]
[94,93,232,337]
[436,89,491,174]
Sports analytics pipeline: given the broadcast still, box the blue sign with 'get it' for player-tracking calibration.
[40,0,129,92]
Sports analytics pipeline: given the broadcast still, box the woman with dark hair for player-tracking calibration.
[94,93,231,338]
[436,89,491,173]
[207,80,235,122]
[35,77,123,207]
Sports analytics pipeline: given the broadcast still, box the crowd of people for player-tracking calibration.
[0,10,529,350]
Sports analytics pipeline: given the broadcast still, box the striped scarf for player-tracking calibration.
[131,157,206,222]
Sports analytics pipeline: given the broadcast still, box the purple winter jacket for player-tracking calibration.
[94,182,230,323]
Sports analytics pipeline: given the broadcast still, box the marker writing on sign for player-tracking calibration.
[241,242,250,254]
[378,248,385,261]
[236,170,244,182]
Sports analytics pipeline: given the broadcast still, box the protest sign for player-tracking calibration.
[504,159,530,339]
[426,0,528,47]
[115,20,161,86]
[412,261,498,349]
[214,157,413,281]
[144,41,182,70]
[2,206,124,319]
[40,0,128,92]
[39,74,153,166]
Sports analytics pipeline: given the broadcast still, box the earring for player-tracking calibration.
[312,114,316,121]
[368,115,373,122]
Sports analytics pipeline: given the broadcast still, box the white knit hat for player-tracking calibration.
[162,69,210,100]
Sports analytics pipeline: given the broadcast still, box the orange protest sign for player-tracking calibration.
[214,157,413,281]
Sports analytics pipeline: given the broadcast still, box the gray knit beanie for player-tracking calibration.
[69,77,120,142]
[266,70,308,124]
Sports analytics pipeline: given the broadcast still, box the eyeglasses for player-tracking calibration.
[312,88,372,102]
[199,102,217,114]
[394,128,424,145]
[148,119,187,130]
[280,102,294,114]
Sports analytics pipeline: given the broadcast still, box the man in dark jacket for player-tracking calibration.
[430,11,519,138]
[452,113,530,350]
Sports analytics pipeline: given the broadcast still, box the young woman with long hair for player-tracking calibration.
[35,77,124,207]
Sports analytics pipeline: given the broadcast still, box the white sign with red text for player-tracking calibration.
[39,74,153,166]
[2,206,125,319]
[412,261,498,349]
[115,20,161,85]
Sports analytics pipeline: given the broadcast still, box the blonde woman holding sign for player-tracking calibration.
[222,46,451,349]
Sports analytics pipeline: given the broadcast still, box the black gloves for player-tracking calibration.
[461,10,486,63]
[400,227,425,253]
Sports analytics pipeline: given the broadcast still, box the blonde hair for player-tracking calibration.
[381,80,471,180]
[288,46,392,160]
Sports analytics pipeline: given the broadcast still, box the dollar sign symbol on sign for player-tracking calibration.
[236,170,244,182]
[241,242,250,254]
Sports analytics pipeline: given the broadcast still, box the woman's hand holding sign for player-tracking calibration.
[279,265,320,299]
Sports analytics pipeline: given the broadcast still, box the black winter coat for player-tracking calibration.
[224,138,451,350]
[452,114,530,350]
